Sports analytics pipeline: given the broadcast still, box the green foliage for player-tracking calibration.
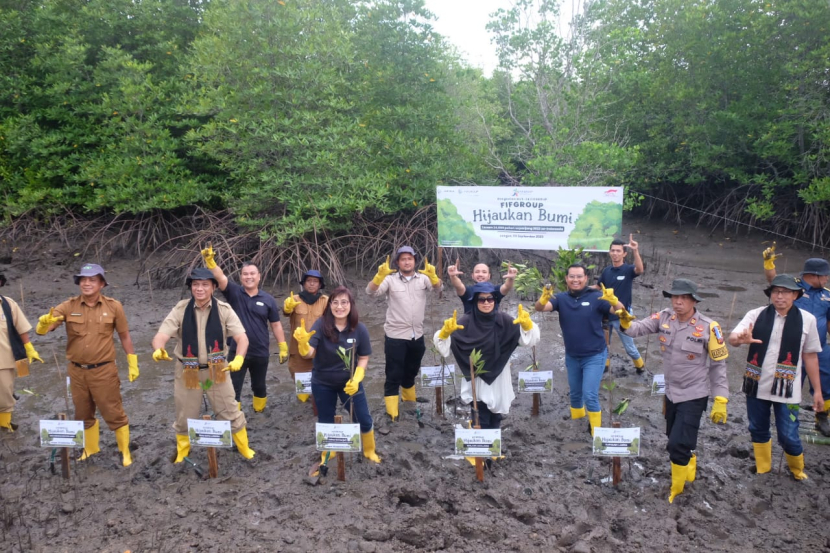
[199,379,213,392]
[550,247,595,292]
[336,346,354,372]
[470,348,487,377]
[502,261,543,300]
[568,201,622,250]
[438,199,482,246]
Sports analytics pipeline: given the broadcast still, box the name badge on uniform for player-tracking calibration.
[581,302,590,306]
[71,313,82,316]
[616,276,625,280]
[347,338,356,344]
[256,301,265,306]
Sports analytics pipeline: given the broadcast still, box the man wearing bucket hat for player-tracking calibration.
[151,268,255,461]
[762,244,830,436]
[0,291,43,432]
[200,246,287,413]
[623,278,729,503]
[366,246,442,420]
[36,263,138,467]
[729,274,824,480]
[283,270,329,408]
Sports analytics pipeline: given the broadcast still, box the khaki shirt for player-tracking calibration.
[366,272,441,340]
[626,308,729,403]
[158,299,245,364]
[732,306,821,404]
[0,296,32,369]
[53,295,129,364]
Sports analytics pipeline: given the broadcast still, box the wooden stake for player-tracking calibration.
[474,424,484,482]
[203,415,218,479]
[532,393,540,417]
[612,421,621,486]
[59,413,71,481]
[334,415,346,481]
[435,387,443,416]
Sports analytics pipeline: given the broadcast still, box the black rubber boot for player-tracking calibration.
[815,411,830,437]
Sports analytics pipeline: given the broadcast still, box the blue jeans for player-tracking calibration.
[312,381,373,434]
[565,350,607,412]
[746,396,802,456]
[607,319,641,360]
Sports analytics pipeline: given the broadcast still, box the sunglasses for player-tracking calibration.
[477,296,496,304]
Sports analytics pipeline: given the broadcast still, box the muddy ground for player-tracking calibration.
[2,217,830,553]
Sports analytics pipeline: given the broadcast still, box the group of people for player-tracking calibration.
[1,237,828,504]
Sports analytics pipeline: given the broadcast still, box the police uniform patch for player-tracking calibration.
[692,332,702,337]
[687,354,695,360]
[662,323,670,329]
[651,313,660,320]
[659,336,667,343]
[670,314,676,321]
[695,325,704,332]
[661,345,666,352]
[690,318,697,325]
[708,322,729,361]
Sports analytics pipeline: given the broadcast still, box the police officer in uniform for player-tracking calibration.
[621,279,729,503]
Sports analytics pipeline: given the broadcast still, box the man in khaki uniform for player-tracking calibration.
[623,279,729,503]
[0,294,43,431]
[36,263,138,467]
[151,268,254,462]
[283,270,328,409]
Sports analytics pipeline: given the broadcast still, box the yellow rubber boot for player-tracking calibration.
[686,453,696,482]
[175,433,190,463]
[570,406,586,420]
[232,428,256,459]
[785,453,808,480]
[252,396,267,413]
[587,411,602,437]
[114,425,132,467]
[753,440,772,474]
[401,386,417,402]
[633,357,645,371]
[384,395,399,421]
[0,412,14,432]
[297,394,310,403]
[668,462,687,503]
[79,420,100,460]
[362,430,381,463]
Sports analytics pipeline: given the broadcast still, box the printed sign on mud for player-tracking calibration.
[40,420,84,448]
[295,372,312,396]
[517,370,553,393]
[315,423,361,452]
[420,364,455,388]
[651,374,666,395]
[455,428,502,457]
[188,419,232,448]
[592,427,641,456]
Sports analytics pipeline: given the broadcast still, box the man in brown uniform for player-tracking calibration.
[0,294,43,431]
[283,270,328,408]
[623,279,729,503]
[36,263,138,466]
[151,268,254,462]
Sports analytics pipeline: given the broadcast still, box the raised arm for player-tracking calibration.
[628,234,644,275]
[201,244,229,291]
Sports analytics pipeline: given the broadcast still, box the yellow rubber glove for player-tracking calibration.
[283,291,300,314]
[293,320,316,357]
[371,255,395,286]
[24,342,43,364]
[152,348,171,362]
[762,242,781,271]
[538,284,554,306]
[36,308,64,335]
[438,310,464,340]
[278,341,288,364]
[710,396,728,424]
[418,256,440,286]
[615,309,637,330]
[226,355,244,372]
[599,283,619,307]
[344,366,365,396]
[127,353,139,382]
[512,304,533,331]
[201,244,217,269]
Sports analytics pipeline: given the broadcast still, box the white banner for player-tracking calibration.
[187,419,233,448]
[437,186,624,251]
[592,427,641,456]
[517,370,553,393]
[455,428,502,457]
[420,364,455,388]
[315,423,362,452]
[40,420,85,448]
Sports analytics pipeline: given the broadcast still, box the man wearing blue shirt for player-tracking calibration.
[536,264,623,435]
[201,246,288,413]
[595,235,645,373]
[763,246,830,436]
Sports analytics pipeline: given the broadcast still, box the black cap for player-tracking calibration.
[764,274,804,299]
[662,278,703,302]
[801,258,830,277]
[186,267,218,287]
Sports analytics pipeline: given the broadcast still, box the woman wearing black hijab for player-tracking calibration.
[433,282,540,428]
